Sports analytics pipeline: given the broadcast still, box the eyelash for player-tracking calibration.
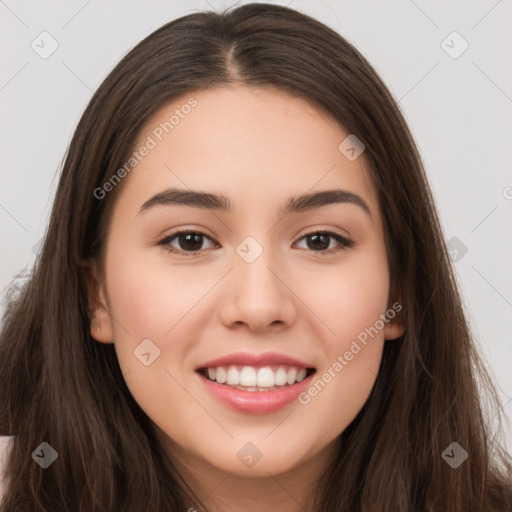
[157,228,354,257]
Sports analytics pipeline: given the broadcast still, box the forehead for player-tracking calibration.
[114,85,379,217]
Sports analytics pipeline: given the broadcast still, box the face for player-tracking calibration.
[89,85,403,482]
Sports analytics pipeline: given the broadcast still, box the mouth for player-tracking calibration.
[195,352,317,414]
[197,365,317,392]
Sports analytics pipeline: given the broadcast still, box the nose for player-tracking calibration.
[219,244,298,332]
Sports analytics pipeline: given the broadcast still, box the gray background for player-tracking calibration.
[1,0,511,451]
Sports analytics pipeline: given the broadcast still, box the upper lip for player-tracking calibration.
[197,351,315,370]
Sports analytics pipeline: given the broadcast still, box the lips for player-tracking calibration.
[197,351,313,369]
[195,352,316,413]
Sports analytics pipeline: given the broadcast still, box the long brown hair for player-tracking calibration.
[1,3,511,511]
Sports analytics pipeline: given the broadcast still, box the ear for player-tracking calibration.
[383,315,405,341]
[383,281,405,341]
[84,261,115,344]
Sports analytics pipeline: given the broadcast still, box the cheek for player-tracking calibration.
[103,250,209,430]
[105,248,214,339]
[294,244,389,437]
[304,244,390,348]
[103,248,220,394]
[302,340,384,450]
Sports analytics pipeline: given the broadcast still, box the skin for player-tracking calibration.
[88,85,404,512]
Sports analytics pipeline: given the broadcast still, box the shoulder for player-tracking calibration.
[0,436,14,503]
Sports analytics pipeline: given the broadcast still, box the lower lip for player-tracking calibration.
[198,372,315,414]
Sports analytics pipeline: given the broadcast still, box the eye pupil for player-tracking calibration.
[163,229,349,256]
[179,233,203,251]
[307,233,330,251]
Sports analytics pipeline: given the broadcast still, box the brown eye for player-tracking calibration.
[174,232,206,251]
[158,230,216,255]
[295,231,354,253]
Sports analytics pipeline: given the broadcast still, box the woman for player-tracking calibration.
[1,3,511,511]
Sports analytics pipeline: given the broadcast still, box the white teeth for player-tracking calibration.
[257,367,274,387]
[240,366,257,386]
[274,367,287,386]
[203,365,312,389]
[227,367,240,385]
[296,368,307,382]
[286,367,297,385]
[216,367,227,384]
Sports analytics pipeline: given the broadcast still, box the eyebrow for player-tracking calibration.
[138,187,372,218]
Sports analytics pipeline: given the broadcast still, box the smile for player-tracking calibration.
[198,365,315,391]
[195,352,317,413]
